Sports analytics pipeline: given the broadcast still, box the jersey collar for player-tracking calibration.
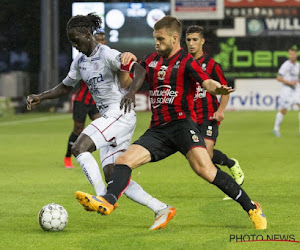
[89,43,101,57]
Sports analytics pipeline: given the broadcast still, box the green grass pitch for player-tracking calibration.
[0,111,299,249]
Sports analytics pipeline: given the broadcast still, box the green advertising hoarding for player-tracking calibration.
[213,37,300,78]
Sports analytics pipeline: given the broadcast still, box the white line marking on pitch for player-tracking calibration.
[0,115,70,126]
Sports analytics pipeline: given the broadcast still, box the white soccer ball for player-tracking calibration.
[38,203,68,231]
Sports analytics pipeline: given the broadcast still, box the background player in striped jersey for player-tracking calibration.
[27,13,175,230]
[64,28,105,169]
[273,45,300,137]
[185,25,244,200]
[78,16,267,230]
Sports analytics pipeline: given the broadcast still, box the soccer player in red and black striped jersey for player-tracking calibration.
[89,16,267,230]
[64,29,106,168]
[185,25,245,200]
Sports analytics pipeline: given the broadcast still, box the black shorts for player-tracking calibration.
[197,120,219,143]
[73,101,99,123]
[133,119,206,162]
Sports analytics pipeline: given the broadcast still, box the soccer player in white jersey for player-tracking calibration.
[273,45,300,137]
[26,13,176,230]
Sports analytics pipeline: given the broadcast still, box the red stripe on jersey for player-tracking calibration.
[173,55,188,121]
[74,80,95,105]
[214,64,227,86]
[195,53,228,125]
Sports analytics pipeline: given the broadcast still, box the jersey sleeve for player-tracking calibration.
[210,63,228,86]
[187,59,210,85]
[104,48,135,73]
[62,55,82,87]
[278,61,289,77]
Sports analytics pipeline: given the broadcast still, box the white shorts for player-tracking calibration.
[82,109,136,167]
[279,85,300,109]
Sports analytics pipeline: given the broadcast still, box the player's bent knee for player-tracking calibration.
[71,134,96,157]
[115,154,131,166]
[103,164,114,183]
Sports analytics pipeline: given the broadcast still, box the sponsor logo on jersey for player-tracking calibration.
[194,82,207,100]
[149,85,178,108]
[202,63,207,71]
[87,74,104,95]
[148,60,158,68]
[174,60,181,69]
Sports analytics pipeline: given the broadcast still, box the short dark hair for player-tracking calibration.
[186,25,204,37]
[289,45,298,51]
[66,13,102,35]
[154,16,182,38]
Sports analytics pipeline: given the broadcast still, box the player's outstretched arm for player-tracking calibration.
[120,63,146,113]
[276,75,297,86]
[202,79,234,95]
[26,83,73,110]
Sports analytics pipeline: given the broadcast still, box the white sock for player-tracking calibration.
[124,180,167,213]
[274,112,284,131]
[76,152,107,196]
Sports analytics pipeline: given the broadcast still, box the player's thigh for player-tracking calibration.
[73,101,88,123]
[88,104,100,120]
[197,121,218,142]
[132,127,177,163]
[82,114,134,150]
[186,147,217,183]
[170,119,207,156]
[279,87,293,110]
[204,139,214,159]
[115,144,152,169]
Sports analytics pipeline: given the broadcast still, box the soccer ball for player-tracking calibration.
[38,203,68,231]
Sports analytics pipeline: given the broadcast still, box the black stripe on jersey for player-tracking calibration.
[202,55,211,70]
[176,51,191,119]
[148,55,159,127]
[155,58,169,125]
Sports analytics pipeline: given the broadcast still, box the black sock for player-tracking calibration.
[65,132,78,157]
[212,149,235,168]
[212,169,256,212]
[103,164,132,205]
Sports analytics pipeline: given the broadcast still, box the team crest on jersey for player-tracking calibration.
[202,63,207,71]
[192,134,199,142]
[93,62,99,70]
[149,60,158,68]
[174,60,181,69]
[158,65,168,80]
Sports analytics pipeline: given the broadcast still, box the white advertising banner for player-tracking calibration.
[226,79,282,110]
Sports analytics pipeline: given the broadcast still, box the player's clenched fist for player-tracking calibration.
[26,94,41,110]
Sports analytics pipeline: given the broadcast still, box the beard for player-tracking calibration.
[156,44,173,58]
